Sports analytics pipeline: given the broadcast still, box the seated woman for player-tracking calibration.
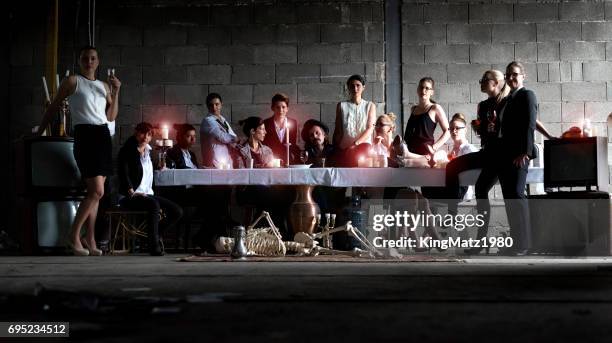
[263,93,299,166]
[117,122,183,256]
[235,117,292,238]
[333,74,377,167]
[166,123,198,169]
[302,119,336,167]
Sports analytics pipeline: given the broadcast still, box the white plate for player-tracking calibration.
[288,164,312,169]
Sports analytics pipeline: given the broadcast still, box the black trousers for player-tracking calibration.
[119,194,183,248]
[445,150,485,214]
[476,151,531,251]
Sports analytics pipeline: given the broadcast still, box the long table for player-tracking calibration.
[154,167,544,187]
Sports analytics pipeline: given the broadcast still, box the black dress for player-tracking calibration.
[403,105,436,156]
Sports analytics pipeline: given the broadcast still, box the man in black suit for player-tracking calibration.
[262,93,300,166]
[483,61,537,255]
[166,124,199,169]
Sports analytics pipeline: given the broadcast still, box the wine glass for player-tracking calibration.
[300,150,309,164]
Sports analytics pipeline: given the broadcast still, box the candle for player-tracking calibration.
[155,139,163,147]
[55,74,60,90]
[42,76,50,102]
[107,69,111,77]
[65,70,70,77]
[358,156,366,168]
[285,118,290,166]
[161,125,169,140]
[163,139,173,147]
[271,158,281,168]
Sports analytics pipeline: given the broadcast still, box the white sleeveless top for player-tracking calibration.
[69,75,108,126]
[339,100,373,149]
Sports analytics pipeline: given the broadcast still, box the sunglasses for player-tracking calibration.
[450,126,465,131]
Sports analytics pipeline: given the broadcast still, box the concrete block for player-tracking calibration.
[402,64,447,84]
[401,4,423,24]
[537,42,560,62]
[607,43,612,61]
[435,84,470,103]
[254,45,297,64]
[571,62,583,81]
[515,3,558,22]
[230,104,271,124]
[515,42,537,62]
[115,105,142,126]
[277,24,320,44]
[582,22,612,42]
[121,47,164,66]
[529,82,561,102]
[561,102,585,123]
[608,1,612,20]
[321,63,366,83]
[402,24,446,45]
[350,3,373,23]
[538,102,561,123]
[231,26,276,45]
[142,105,187,124]
[362,43,385,62]
[492,23,536,43]
[321,103,338,126]
[142,85,165,106]
[448,24,491,45]
[232,65,275,84]
[469,84,488,103]
[113,66,142,86]
[186,65,231,85]
[402,83,418,105]
[296,3,341,24]
[254,4,296,25]
[561,42,606,61]
[609,81,612,101]
[401,45,425,64]
[165,85,205,105]
[211,6,251,26]
[583,61,612,82]
[321,24,365,43]
[299,44,358,64]
[188,27,231,45]
[277,64,320,83]
[97,7,163,26]
[165,47,208,65]
[209,85,253,104]
[290,104,322,128]
[537,22,581,42]
[99,26,142,46]
[10,104,43,131]
[585,102,612,123]
[119,86,142,106]
[144,26,187,46]
[469,44,513,64]
[10,44,32,66]
[560,2,604,21]
[548,63,561,82]
[298,83,344,103]
[537,63,549,82]
[365,62,385,83]
[426,45,469,64]
[562,82,607,102]
[447,102,479,120]
[163,6,209,26]
[366,23,384,42]
[423,4,468,24]
[560,62,571,82]
[10,87,32,105]
[469,4,513,24]
[209,45,255,65]
[448,63,490,83]
[253,84,297,104]
[363,82,385,103]
[186,105,206,125]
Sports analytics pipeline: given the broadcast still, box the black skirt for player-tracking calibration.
[73,124,113,178]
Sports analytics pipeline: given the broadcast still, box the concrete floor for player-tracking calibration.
[1,255,612,342]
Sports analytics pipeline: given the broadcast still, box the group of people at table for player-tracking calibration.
[40,46,554,256]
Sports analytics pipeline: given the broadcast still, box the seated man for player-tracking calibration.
[166,124,198,169]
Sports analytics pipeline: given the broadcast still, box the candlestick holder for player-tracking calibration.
[155,139,174,169]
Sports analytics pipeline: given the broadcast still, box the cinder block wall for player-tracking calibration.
[401,0,612,145]
[9,0,386,160]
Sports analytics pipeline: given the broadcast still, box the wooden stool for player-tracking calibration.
[106,208,148,255]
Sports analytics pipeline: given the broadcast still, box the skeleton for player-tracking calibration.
[215,211,394,259]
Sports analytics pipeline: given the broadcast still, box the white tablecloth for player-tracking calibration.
[154,167,544,187]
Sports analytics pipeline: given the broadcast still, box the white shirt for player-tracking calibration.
[274,120,287,143]
[200,113,238,168]
[182,149,197,169]
[135,144,154,195]
[69,75,108,126]
[339,100,373,149]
